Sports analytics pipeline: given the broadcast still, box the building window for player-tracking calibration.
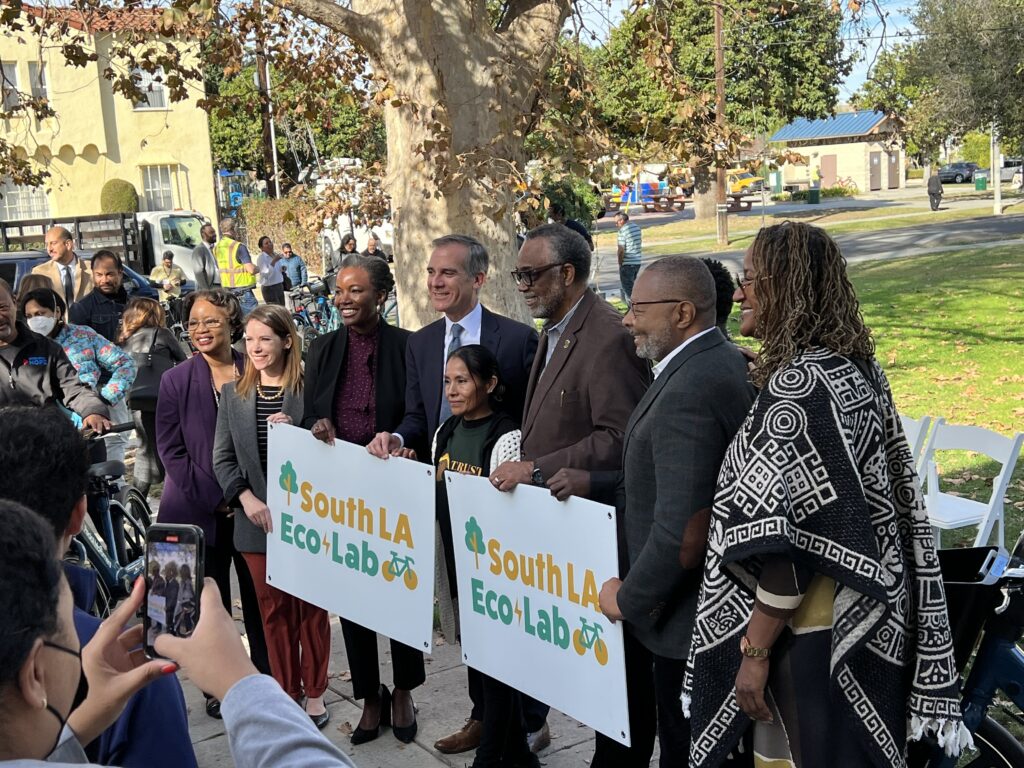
[27,62,47,101]
[0,179,50,221]
[141,165,175,210]
[133,67,167,110]
[1,61,19,111]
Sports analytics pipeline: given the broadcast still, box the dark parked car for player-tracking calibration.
[937,162,980,183]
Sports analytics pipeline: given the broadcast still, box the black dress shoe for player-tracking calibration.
[205,696,222,720]
[391,693,418,744]
[310,709,331,730]
[351,686,391,745]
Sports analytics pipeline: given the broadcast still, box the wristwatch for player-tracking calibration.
[740,636,771,659]
[531,464,544,486]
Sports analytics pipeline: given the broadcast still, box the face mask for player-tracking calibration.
[42,640,88,756]
[27,316,57,336]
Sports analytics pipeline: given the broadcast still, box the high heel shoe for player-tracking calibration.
[351,685,391,745]
[391,691,418,744]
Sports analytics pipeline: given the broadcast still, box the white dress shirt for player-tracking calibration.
[651,327,716,379]
[442,302,483,368]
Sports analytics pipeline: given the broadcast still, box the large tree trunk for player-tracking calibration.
[691,163,717,221]
[282,0,571,330]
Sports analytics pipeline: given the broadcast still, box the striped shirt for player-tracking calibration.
[617,222,642,264]
[256,385,284,472]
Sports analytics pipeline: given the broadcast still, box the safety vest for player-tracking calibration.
[214,236,256,289]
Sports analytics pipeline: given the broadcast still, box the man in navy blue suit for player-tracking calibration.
[368,233,540,755]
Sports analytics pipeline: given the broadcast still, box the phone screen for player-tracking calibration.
[144,524,204,656]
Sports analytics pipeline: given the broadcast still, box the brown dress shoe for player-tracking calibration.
[434,718,483,754]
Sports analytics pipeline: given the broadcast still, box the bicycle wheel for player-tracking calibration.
[958,716,1024,768]
[119,486,153,529]
[111,498,147,565]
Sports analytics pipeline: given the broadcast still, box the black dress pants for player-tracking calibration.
[341,618,426,700]
[474,672,533,767]
[591,630,656,768]
[205,513,270,676]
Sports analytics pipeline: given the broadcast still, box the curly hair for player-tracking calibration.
[182,288,244,342]
[748,221,874,388]
[700,258,737,334]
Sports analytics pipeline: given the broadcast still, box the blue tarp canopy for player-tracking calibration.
[770,110,886,143]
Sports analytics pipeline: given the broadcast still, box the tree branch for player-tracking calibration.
[267,0,381,58]
[498,0,571,93]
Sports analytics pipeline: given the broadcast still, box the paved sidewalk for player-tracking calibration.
[186,618,643,767]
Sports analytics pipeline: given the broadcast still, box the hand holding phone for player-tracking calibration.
[144,524,205,658]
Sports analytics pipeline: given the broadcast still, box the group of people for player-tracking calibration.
[147,559,198,644]
[0,215,973,768]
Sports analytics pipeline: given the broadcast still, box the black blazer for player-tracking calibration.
[615,329,755,660]
[394,305,538,450]
[301,321,413,445]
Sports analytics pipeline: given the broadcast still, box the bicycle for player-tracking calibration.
[910,536,1024,767]
[381,551,418,590]
[572,617,609,665]
[290,272,340,354]
[67,423,155,618]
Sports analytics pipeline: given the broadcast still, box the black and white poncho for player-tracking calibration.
[683,348,969,767]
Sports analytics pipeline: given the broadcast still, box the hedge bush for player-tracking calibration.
[821,185,856,198]
[907,168,924,180]
[239,196,323,273]
[100,179,139,214]
[770,191,792,202]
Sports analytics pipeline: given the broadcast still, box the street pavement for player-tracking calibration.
[186,617,636,767]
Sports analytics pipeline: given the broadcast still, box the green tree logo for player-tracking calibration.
[465,517,484,569]
[279,461,298,505]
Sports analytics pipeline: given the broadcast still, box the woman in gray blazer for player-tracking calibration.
[213,304,332,730]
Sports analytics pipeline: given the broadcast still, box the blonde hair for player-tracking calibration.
[748,221,874,388]
[119,298,166,344]
[237,304,303,398]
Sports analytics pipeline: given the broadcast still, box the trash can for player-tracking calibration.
[975,176,988,191]
[807,187,821,204]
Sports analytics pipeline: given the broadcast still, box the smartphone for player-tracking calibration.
[143,523,205,658]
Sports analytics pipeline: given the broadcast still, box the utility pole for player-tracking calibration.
[714,1,729,246]
[991,122,1002,216]
[254,48,281,198]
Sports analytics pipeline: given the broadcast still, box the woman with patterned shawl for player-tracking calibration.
[683,222,969,768]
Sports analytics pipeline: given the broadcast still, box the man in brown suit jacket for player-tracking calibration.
[490,223,651,764]
[32,226,93,304]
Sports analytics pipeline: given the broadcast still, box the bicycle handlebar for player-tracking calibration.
[83,422,135,440]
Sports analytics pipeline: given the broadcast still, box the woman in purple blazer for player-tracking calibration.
[155,288,270,716]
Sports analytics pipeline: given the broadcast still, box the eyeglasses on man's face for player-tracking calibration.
[510,262,562,288]
[626,298,684,317]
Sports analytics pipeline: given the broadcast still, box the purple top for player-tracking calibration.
[155,351,244,545]
[333,326,378,446]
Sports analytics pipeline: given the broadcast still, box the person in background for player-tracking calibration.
[119,298,188,497]
[0,405,197,768]
[213,304,332,729]
[192,224,221,291]
[548,202,594,251]
[14,274,54,303]
[927,168,944,211]
[173,564,197,636]
[700,258,737,337]
[150,251,187,302]
[433,344,535,768]
[684,222,967,768]
[0,280,110,432]
[32,226,93,305]
[18,288,135,452]
[279,243,308,289]
[155,288,271,718]
[615,212,643,302]
[304,254,423,745]
[0,498,356,767]
[362,234,386,260]
[215,218,258,315]
[256,236,286,307]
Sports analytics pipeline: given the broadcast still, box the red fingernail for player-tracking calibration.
[161,664,178,675]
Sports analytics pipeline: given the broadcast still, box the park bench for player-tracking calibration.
[726,193,759,213]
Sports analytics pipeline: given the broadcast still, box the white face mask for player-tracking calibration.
[27,315,57,336]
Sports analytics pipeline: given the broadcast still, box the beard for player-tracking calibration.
[529,284,566,320]
[633,325,675,361]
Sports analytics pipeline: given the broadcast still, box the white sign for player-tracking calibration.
[445,473,631,746]
[266,424,436,653]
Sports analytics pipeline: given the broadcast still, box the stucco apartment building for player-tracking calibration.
[770,110,904,194]
[0,7,216,222]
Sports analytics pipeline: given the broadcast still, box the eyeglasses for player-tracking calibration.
[735,272,771,292]
[510,262,563,287]
[187,317,224,331]
[626,298,684,316]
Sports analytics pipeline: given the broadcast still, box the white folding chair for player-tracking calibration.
[899,413,935,480]
[921,422,1024,549]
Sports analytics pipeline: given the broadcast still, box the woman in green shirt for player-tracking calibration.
[432,344,534,768]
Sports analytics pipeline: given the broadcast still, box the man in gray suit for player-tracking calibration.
[596,256,755,766]
[191,223,220,290]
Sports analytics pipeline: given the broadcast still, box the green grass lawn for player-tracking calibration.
[611,243,1024,548]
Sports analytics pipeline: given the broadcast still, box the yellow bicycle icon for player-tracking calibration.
[381,551,418,590]
[572,618,608,666]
